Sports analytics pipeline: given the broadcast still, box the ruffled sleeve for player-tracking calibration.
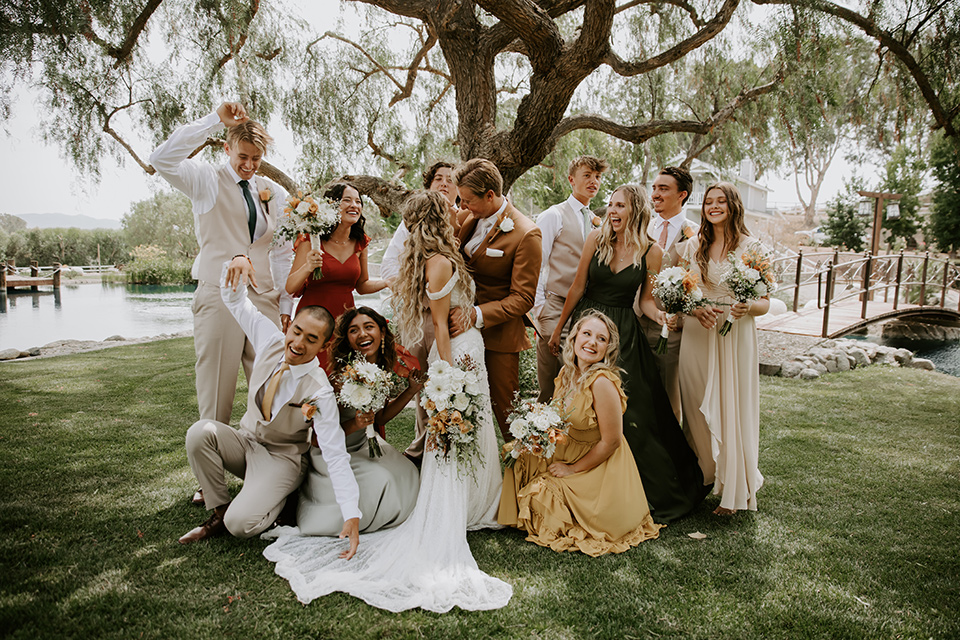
[425,269,460,301]
[580,369,628,414]
[357,234,370,254]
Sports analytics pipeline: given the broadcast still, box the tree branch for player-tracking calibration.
[476,0,564,73]
[605,0,740,77]
[109,0,164,65]
[320,31,404,91]
[324,174,413,218]
[751,0,957,138]
[615,0,703,28]
[389,24,439,106]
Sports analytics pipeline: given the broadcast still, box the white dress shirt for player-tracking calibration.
[534,195,592,310]
[379,221,409,282]
[219,263,361,522]
[150,111,294,316]
[653,214,684,249]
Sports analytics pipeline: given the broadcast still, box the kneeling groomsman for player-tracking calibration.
[180,257,360,560]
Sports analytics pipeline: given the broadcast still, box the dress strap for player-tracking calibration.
[425,269,460,301]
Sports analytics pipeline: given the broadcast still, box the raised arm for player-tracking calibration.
[355,246,389,294]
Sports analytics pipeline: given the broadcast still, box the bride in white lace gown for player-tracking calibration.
[262,190,511,613]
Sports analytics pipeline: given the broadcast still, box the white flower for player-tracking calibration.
[452,393,470,411]
[424,377,447,401]
[295,200,312,215]
[743,267,761,282]
[429,360,452,378]
[498,216,515,233]
[510,418,529,438]
[343,382,372,409]
[690,288,703,301]
[756,283,768,296]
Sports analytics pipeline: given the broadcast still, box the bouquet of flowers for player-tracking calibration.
[718,246,777,336]
[651,266,710,354]
[502,395,569,468]
[421,356,485,473]
[273,191,341,279]
[336,354,394,457]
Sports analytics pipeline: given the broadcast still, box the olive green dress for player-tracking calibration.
[568,251,705,522]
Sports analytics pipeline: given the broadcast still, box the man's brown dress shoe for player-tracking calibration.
[179,505,228,544]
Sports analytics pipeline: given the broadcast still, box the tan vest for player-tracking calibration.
[195,166,277,292]
[544,203,586,299]
[238,340,325,457]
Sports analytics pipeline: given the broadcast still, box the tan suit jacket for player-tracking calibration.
[458,203,542,353]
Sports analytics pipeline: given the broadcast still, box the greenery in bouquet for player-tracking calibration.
[502,395,569,468]
[336,353,394,457]
[651,266,710,353]
[718,246,777,336]
[421,356,485,474]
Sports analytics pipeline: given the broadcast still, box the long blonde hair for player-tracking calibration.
[555,311,623,398]
[393,190,474,347]
[595,184,654,268]
[695,181,750,286]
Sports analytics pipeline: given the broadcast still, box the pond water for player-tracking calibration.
[0,282,383,351]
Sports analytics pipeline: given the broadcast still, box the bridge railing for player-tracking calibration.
[771,250,960,337]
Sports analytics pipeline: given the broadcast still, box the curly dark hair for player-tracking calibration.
[329,307,397,378]
[321,182,367,243]
[421,161,456,190]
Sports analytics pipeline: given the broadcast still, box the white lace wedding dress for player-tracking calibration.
[262,270,511,612]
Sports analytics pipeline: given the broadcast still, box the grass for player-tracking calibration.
[0,338,958,639]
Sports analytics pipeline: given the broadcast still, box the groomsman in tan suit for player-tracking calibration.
[638,166,698,423]
[179,258,360,559]
[452,159,542,441]
[150,102,293,433]
[533,155,609,403]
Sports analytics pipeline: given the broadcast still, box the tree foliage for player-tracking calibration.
[0,227,129,266]
[926,134,960,256]
[878,144,924,248]
[0,213,27,234]
[121,190,198,259]
[822,175,867,251]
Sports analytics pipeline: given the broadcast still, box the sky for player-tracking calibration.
[0,2,873,224]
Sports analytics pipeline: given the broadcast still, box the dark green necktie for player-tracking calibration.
[239,179,257,243]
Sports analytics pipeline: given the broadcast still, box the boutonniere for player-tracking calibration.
[591,215,602,228]
[259,188,273,205]
[498,215,515,233]
[678,224,695,242]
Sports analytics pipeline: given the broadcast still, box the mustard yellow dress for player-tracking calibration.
[498,370,664,556]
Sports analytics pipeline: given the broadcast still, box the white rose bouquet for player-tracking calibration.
[273,191,341,279]
[421,355,485,473]
[651,266,710,354]
[502,395,569,468]
[336,354,394,457]
[718,246,777,336]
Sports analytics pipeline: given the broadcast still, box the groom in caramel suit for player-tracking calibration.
[451,159,542,441]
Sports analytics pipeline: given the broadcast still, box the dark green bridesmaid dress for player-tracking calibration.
[570,250,705,522]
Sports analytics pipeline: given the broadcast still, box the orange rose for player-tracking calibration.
[259,188,272,203]
[682,270,699,293]
[300,403,317,420]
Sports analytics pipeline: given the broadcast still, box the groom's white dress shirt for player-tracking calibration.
[220,264,361,523]
[652,214,683,250]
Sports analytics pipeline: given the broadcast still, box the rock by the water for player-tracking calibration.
[780,361,804,378]
[907,358,936,371]
[104,335,125,342]
[882,320,960,342]
[800,368,821,380]
[759,362,782,376]
[0,348,21,360]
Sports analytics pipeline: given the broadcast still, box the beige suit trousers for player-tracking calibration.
[192,281,281,423]
[185,419,307,538]
[638,314,683,424]
[535,293,568,403]
[403,313,436,460]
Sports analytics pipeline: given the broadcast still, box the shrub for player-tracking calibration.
[124,245,194,285]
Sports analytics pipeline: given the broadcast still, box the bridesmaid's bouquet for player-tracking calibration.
[274,191,341,279]
[421,356,485,473]
[718,246,777,336]
[336,354,394,457]
[651,266,709,354]
[502,396,569,468]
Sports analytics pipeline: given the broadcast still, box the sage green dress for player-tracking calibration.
[569,251,705,522]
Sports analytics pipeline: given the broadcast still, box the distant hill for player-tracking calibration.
[16,213,122,230]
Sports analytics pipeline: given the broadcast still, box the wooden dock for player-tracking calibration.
[2,261,61,292]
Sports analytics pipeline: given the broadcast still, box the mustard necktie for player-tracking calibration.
[261,362,290,421]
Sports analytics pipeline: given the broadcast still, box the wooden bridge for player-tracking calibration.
[756,250,960,338]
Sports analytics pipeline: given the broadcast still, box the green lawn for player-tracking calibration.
[1,337,958,639]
